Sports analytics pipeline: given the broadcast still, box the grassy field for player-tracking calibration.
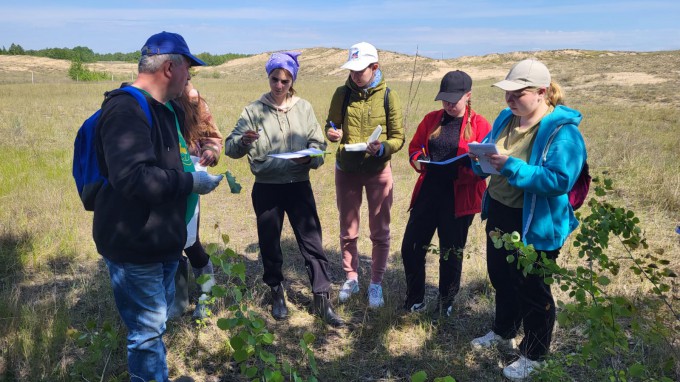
[0,50,678,381]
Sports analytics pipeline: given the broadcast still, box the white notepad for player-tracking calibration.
[468,142,500,174]
[345,125,382,152]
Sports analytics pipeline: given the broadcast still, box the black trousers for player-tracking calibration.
[252,181,331,294]
[401,179,473,308]
[486,196,559,360]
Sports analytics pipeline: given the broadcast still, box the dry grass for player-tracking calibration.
[0,49,678,381]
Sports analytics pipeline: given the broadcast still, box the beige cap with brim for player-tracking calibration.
[493,59,551,91]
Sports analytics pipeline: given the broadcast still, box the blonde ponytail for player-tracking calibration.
[546,81,565,106]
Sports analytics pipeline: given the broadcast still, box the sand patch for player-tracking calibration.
[575,71,666,89]
[0,55,70,72]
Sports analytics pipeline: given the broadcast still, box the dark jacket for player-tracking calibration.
[93,89,194,263]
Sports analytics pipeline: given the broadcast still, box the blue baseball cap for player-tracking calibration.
[141,31,206,67]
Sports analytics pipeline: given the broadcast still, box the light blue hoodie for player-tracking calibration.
[472,105,587,251]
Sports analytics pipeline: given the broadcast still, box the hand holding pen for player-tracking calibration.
[419,145,430,162]
[326,121,343,142]
[241,129,260,146]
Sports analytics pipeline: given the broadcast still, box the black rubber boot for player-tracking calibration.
[313,293,344,327]
[271,284,289,320]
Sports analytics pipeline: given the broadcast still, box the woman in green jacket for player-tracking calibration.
[325,42,404,308]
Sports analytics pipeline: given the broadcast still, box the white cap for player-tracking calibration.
[493,59,551,91]
[340,42,379,71]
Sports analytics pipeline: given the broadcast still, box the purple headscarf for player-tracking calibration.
[265,51,301,81]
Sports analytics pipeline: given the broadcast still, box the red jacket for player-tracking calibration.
[407,108,491,217]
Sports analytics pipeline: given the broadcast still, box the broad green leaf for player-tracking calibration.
[628,362,645,377]
[216,318,231,330]
[205,243,220,255]
[230,335,245,350]
[261,332,274,345]
[233,348,249,363]
[245,366,258,378]
[259,350,277,364]
[411,370,427,382]
[303,331,316,345]
[266,370,284,382]
[212,285,227,298]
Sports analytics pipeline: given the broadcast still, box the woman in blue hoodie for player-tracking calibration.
[468,59,587,381]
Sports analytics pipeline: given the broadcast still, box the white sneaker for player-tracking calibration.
[338,279,359,302]
[408,302,427,312]
[367,283,384,308]
[502,356,544,381]
[470,330,517,350]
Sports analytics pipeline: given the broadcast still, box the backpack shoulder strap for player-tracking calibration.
[340,85,351,127]
[384,87,390,131]
[119,86,152,126]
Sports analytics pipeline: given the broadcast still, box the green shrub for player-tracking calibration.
[68,60,109,81]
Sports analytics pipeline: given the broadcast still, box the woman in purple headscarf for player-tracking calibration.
[225,52,343,327]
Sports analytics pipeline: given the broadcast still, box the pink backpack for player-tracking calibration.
[568,161,591,210]
[543,125,590,211]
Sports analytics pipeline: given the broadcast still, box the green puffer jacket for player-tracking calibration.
[325,75,404,173]
[225,94,326,184]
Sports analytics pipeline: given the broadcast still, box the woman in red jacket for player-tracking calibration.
[401,70,490,316]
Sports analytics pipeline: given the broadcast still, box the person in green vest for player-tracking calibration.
[325,42,404,308]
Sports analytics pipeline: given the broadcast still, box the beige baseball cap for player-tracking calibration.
[493,59,551,91]
[340,42,379,71]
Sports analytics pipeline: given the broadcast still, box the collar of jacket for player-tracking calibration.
[345,71,386,98]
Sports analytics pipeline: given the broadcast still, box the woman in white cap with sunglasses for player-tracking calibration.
[468,59,587,381]
[325,42,404,308]
[401,70,490,317]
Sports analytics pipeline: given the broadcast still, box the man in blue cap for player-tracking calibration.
[93,31,222,382]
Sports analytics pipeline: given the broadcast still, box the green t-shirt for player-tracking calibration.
[165,102,199,225]
[488,108,553,208]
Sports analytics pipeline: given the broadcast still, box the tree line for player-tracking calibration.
[0,43,249,66]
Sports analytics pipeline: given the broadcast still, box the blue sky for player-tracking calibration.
[2,1,679,59]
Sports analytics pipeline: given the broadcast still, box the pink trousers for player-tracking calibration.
[335,165,393,284]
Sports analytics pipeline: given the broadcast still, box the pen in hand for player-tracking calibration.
[330,121,338,131]
[420,145,430,162]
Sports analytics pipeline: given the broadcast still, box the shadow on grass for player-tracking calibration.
[0,230,129,381]
[186,232,515,381]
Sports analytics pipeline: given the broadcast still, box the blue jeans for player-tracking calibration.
[105,258,179,382]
